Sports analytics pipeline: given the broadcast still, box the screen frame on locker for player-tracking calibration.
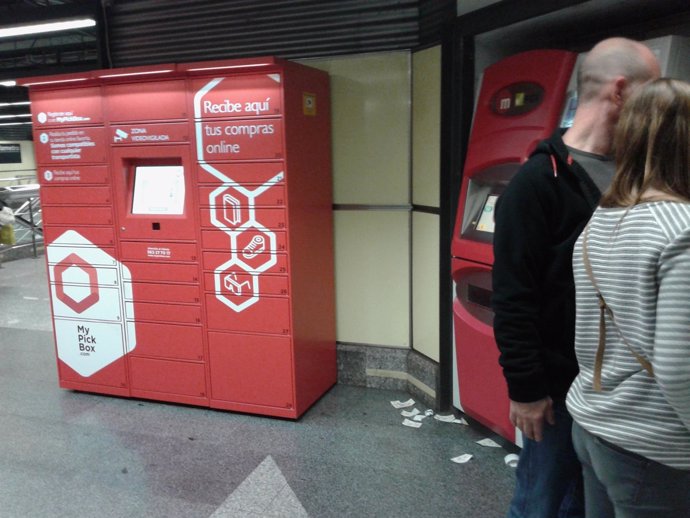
[124,157,186,218]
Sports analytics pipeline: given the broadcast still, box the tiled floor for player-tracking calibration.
[0,256,515,517]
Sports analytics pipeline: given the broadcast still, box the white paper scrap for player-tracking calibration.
[391,398,415,409]
[434,414,468,425]
[451,454,473,464]
[402,418,423,428]
[401,408,420,418]
[424,409,434,416]
[412,414,428,422]
[476,438,502,448]
[504,454,519,468]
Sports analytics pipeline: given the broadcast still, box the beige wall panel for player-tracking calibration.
[412,212,440,361]
[412,46,441,208]
[0,141,36,182]
[302,53,411,205]
[334,210,410,347]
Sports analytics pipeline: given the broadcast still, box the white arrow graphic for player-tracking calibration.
[210,455,308,517]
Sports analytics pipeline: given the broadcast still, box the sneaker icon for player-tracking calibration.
[242,235,266,259]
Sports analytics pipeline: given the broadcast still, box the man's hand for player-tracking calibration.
[509,397,555,442]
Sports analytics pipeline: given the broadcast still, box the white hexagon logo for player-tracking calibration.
[47,230,135,378]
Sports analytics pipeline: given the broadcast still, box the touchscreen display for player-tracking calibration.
[476,194,498,233]
[131,165,185,215]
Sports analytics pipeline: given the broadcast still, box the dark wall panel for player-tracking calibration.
[107,0,424,66]
[419,0,455,48]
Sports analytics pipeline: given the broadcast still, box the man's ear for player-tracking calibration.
[613,76,627,106]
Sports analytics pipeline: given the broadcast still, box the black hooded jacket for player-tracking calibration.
[491,130,603,403]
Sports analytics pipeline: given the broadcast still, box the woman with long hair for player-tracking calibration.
[567,78,690,517]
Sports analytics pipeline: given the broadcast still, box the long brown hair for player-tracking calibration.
[601,78,690,207]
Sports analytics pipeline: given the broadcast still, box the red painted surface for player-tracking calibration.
[110,123,189,146]
[34,126,108,165]
[198,118,284,160]
[205,292,291,335]
[126,282,200,305]
[43,226,115,247]
[38,165,109,185]
[30,86,103,127]
[105,80,187,122]
[120,241,199,263]
[190,74,282,119]
[203,271,289,295]
[25,57,335,418]
[452,50,576,443]
[132,322,204,361]
[452,50,576,262]
[208,332,294,410]
[58,353,127,389]
[41,185,111,206]
[197,162,285,185]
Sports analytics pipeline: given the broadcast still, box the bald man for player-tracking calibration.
[491,38,660,518]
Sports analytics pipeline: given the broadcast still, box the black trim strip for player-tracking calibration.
[412,204,440,215]
[333,204,412,211]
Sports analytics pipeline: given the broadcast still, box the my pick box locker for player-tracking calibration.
[23,56,336,419]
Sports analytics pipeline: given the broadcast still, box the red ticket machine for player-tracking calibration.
[25,57,336,419]
[452,50,576,443]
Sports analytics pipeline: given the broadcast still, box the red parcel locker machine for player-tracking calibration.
[452,50,576,443]
[24,57,336,418]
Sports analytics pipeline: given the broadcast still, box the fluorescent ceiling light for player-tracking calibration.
[187,63,272,72]
[23,77,87,86]
[0,101,30,107]
[0,80,16,87]
[0,114,31,119]
[98,69,175,78]
[0,18,96,38]
[0,121,31,126]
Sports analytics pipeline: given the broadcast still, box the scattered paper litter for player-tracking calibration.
[476,438,502,448]
[434,414,468,425]
[391,398,415,409]
[402,418,422,428]
[401,408,420,418]
[504,454,519,468]
[412,414,428,422]
[424,409,434,416]
[451,454,473,464]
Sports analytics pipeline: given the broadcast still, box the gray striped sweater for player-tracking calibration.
[566,201,690,470]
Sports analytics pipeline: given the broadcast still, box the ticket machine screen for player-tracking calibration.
[475,194,499,234]
[460,162,518,244]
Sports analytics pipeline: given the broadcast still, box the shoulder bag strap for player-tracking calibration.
[581,224,654,391]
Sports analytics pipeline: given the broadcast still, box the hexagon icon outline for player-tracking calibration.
[47,229,137,378]
[54,253,100,313]
[214,259,260,312]
[232,224,277,273]
[209,185,256,232]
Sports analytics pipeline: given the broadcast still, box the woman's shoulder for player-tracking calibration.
[647,201,690,236]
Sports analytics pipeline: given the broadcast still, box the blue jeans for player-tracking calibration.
[507,401,584,518]
[572,421,690,518]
